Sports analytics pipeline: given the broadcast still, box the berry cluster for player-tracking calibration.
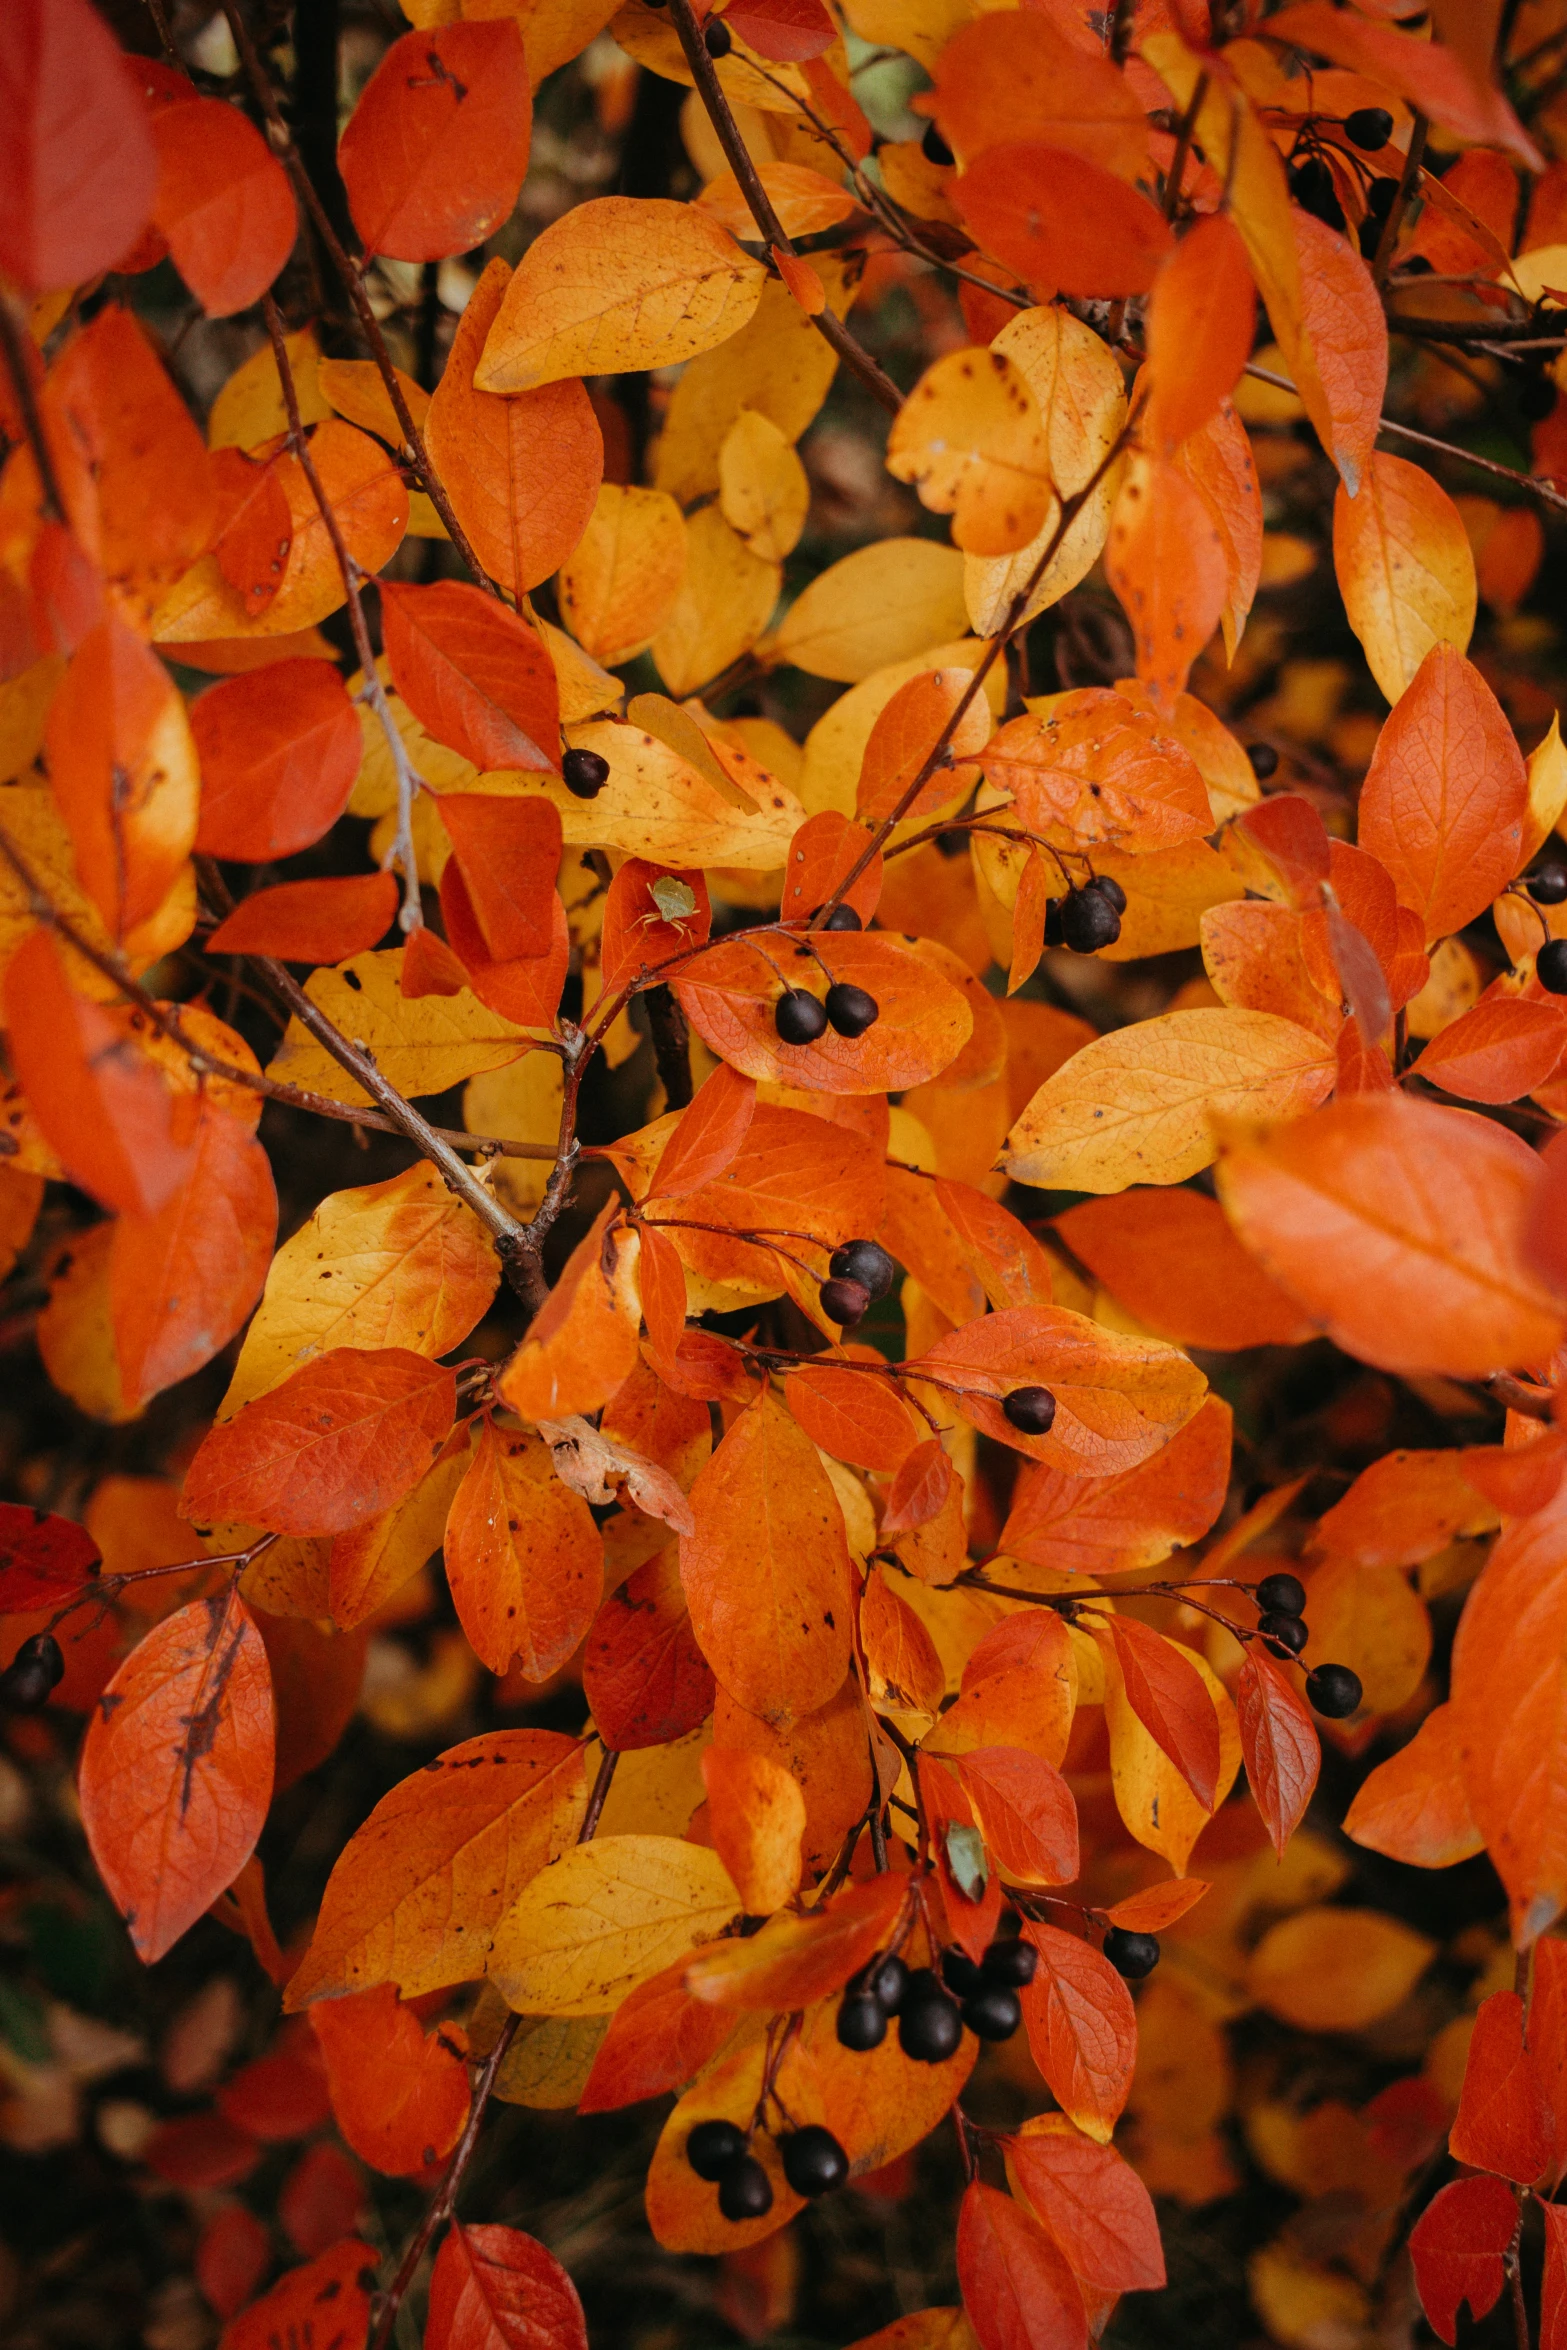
[685,2116,849,2219]
[1528,862,1567,992]
[1253,1571,1362,1719]
[1046,873,1126,954]
[837,1933,1036,2060]
[819,1237,896,1332]
[0,1631,64,1711]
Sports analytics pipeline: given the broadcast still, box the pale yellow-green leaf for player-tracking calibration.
[1003,1008,1337,1193]
[265,950,533,1104]
[593,1725,712,1840]
[768,540,970,684]
[488,1833,743,2015]
[839,0,976,72]
[495,2010,609,2108]
[651,507,781,699]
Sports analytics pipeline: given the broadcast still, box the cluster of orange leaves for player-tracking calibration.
[10,0,1567,2346]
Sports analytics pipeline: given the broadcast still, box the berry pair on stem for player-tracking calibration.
[775,982,879,1045]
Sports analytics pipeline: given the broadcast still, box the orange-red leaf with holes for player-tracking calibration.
[339,22,532,263]
[205,873,399,963]
[426,2221,589,2350]
[1410,2176,1518,2345]
[381,582,560,776]
[0,0,158,291]
[956,2179,1089,2350]
[1358,646,1527,946]
[78,1586,274,1964]
[193,662,363,860]
[182,1349,458,1538]
[149,97,296,317]
[1097,1615,1221,1811]
[219,2236,378,2350]
[1144,215,1255,455]
[311,1984,470,2176]
[956,144,1171,299]
[1236,1648,1321,1858]
[1019,1923,1136,2142]
[582,1547,714,1751]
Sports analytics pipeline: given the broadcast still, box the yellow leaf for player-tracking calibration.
[718,409,811,562]
[558,484,688,667]
[1003,1008,1337,1192]
[1089,839,1246,962]
[651,506,781,700]
[800,638,1006,819]
[464,1049,564,1215]
[488,1833,743,2015]
[494,2008,608,2109]
[655,272,850,505]
[0,655,63,784]
[328,1442,471,1630]
[1301,1558,1431,1718]
[474,197,767,392]
[768,540,970,683]
[207,326,331,451]
[1523,712,1567,862]
[1333,453,1477,705]
[36,1222,134,1425]
[887,347,1053,556]
[265,949,533,1103]
[535,720,804,868]
[316,354,430,444]
[1249,1906,1434,2030]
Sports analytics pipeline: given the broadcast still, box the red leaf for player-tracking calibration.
[0,0,157,292]
[339,23,532,263]
[601,858,712,997]
[211,448,292,616]
[196,2205,271,2320]
[779,813,882,928]
[220,2236,377,2350]
[440,861,569,1028]
[638,1223,689,1383]
[1098,1615,1221,1810]
[1006,2120,1165,2293]
[956,2180,1089,2350]
[1236,1648,1321,1856]
[649,1064,758,1200]
[1449,1990,1554,2185]
[582,1549,715,1752]
[1233,793,1331,908]
[150,97,297,318]
[146,2110,261,2191]
[953,1747,1079,1888]
[182,1349,458,1538]
[277,2148,368,2261]
[1019,1924,1136,2143]
[79,1588,275,1963]
[1417,992,1567,1106]
[577,1955,734,2113]
[783,1363,924,1476]
[437,795,563,964]
[1264,2,1539,168]
[719,0,836,65]
[192,661,363,861]
[205,873,400,964]
[380,581,560,775]
[426,2221,588,2350]
[218,2037,332,2142]
[1409,2175,1517,2346]
[0,1504,101,1614]
[311,1984,471,2176]
[956,143,1172,299]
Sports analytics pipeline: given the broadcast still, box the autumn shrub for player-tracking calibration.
[7,3,1567,2349]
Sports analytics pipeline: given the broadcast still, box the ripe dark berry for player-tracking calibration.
[1259,1610,1310,1657]
[1357,214,1383,260]
[1538,940,1567,995]
[821,902,862,930]
[1256,1571,1307,1617]
[922,121,954,167]
[1247,741,1278,778]
[1060,885,1120,953]
[1289,154,1345,231]
[1344,106,1394,150]
[830,1239,895,1299]
[820,1274,870,1328]
[704,17,733,56]
[561,747,610,799]
[901,1964,944,2005]
[941,1948,983,1996]
[1103,1927,1161,1981]
[1365,176,1400,222]
[688,2119,749,2181]
[1519,374,1559,421]
[1530,866,1567,905]
[981,1936,1037,1987]
[0,1632,64,1711]
[1088,873,1127,914]
[718,2156,774,2220]
[780,2125,849,2197]
[1043,897,1066,947]
[825,981,879,1037]
[1002,1385,1056,1436]
[899,1986,964,2063]
[837,1991,887,2051]
[775,988,828,1044]
[865,1953,909,2013]
[961,1983,1022,2042]
[1306,1662,1363,1718]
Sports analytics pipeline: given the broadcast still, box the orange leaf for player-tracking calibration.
[1416,989,1567,1105]
[219,2236,377,2350]
[784,1362,924,1474]
[0,0,157,292]
[1292,210,1387,499]
[779,812,882,928]
[1005,2117,1165,2293]
[1448,1990,1554,2184]
[436,794,562,964]
[211,446,291,615]
[1264,3,1539,167]
[182,1348,458,1538]
[1096,1615,1222,1811]
[79,1587,274,1963]
[1173,397,1262,663]
[205,873,399,963]
[582,1546,714,1751]
[439,861,568,1027]
[1106,452,1228,705]
[956,2179,1089,2350]
[150,97,296,317]
[192,660,363,860]
[637,1223,689,1384]
[576,1956,734,2114]
[857,669,994,826]
[497,1203,641,1423]
[1056,1191,1314,1350]
[381,581,559,775]
[931,14,1147,180]
[772,244,826,315]
[1216,1095,1564,1380]
[1235,1648,1320,1857]
[682,1875,906,2012]
[649,1063,757,1199]
[957,144,1172,299]
[401,924,470,998]
[882,1437,958,1533]
[1358,646,1526,944]
[982,687,1211,854]
[46,612,197,939]
[953,1746,1079,1887]
[861,1568,946,1715]
[426,2221,588,2350]
[1102,1880,1211,1933]
[338,22,532,264]
[701,1747,806,1914]
[600,857,712,996]
[673,932,974,1096]
[311,1984,470,2176]
[444,1422,602,1680]
[1018,1923,1136,2143]
[1316,1450,1500,1569]
[1144,215,1255,455]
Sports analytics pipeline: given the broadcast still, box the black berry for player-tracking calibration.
[688,2119,749,2181]
[941,1948,983,1996]
[1306,1662,1363,1718]
[1519,374,1558,421]
[837,1992,887,2051]
[922,121,954,167]
[1002,1385,1056,1436]
[1088,873,1127,914]
[1256,1571,1307,1616]
[0,1632,64,1711]
[1043,897,1066,947]
[780,2125,849,2197]
[1103,1927,1161,1981]
[821,903,862,930]
[561,747,610,800]
[1247,741,1278,778]
[825,981,878,1037]
[865,1954,909,2013]
[981,1936,1037,1987]
[898,1986,964,2063]
[775,988,828,1044]
[1530,866,1567,905]
[1365,176,1400,222]
[1538,940,1567,995]
[1357,215,1383,260]
[961,1983,1022,2042]
[1259,1610,1309,1657]
[830,1239,895,1299]
[1061,885,1120,953]
[1289,154,1345,231]
[718,2156,774,2220]
[704,17,733,56]
[820,1274,870,1328]
[1344,106,1393,150]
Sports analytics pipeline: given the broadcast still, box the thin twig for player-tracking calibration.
[1243,359,1567,514]
[662,0,904,414]
[1371,114,1427,291]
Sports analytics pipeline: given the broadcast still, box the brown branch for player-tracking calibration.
[221,1,499,598]
[1243,359,1567,515]
[662,0,904,414]
[365,1746,619,2350]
